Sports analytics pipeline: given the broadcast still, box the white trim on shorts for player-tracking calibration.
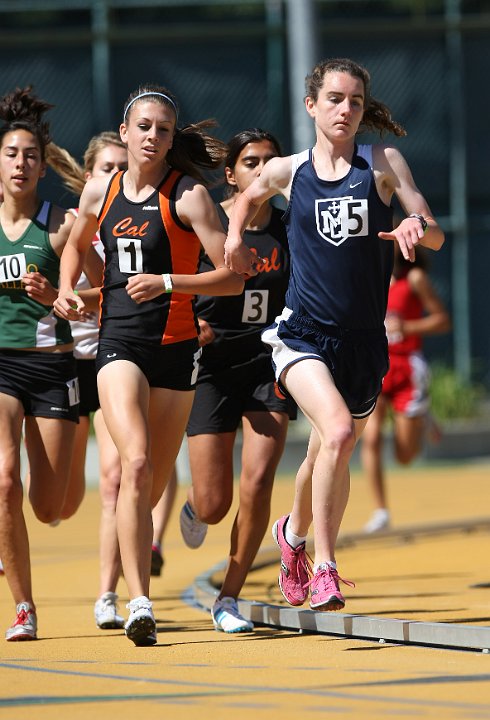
[404,352,431,418]
[262,307,321,381]
[351,398,377,420]
[262,307,377,420]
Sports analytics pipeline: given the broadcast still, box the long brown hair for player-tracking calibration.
[123,84,227,183]
[305,58,407,138]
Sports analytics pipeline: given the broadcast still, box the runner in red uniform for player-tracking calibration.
[361,247,450,532]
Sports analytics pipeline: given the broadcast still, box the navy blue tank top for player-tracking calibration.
[283,144,393,330]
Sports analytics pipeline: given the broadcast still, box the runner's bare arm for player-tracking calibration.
[125,179,244,304]
[224,156,292,274]
[374,145,444,260]
[54,176,109,318]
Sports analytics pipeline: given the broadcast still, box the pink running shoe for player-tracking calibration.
[308,563,355,611]
[272,515,311,606]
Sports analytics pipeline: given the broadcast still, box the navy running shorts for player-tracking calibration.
[262,308,388,419]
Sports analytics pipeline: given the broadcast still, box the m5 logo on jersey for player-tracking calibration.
[315,196,368,246]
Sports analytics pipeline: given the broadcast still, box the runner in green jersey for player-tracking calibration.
[0,86,78,642]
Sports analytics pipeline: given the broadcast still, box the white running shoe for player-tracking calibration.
[179,501,208,549]
[125,596,157,646]
[212,596,254,633]
[94,591,125,630]
[364,508,390,534]
[6,602,37,641]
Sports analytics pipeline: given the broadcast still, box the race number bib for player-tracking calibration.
[0,252,27,282]
[242,289,269,324]
[117,239,143,274]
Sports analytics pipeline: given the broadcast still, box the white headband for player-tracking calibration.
[123,92,178,121]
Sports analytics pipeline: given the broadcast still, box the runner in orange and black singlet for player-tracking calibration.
[96,169,202,390]
[54,84,244,647]
[98,168,200,346]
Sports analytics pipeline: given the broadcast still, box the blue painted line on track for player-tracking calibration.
[338,673,490,688]
[1,661,490,714]
[0,692,240,708]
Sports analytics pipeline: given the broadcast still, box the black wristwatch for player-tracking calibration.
[408,213,428,234]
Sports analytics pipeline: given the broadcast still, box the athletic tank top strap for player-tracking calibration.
[284,150,311,225]
[356,143,372,166]
[35,200,51,228]
[158,169,201,276]
[98,171,123,226]
[291,149,310,177]
[158,169,184,236]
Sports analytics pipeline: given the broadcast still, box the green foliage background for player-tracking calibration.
[429,364,485,421]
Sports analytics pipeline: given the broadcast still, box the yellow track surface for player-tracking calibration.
[1,462,489,719]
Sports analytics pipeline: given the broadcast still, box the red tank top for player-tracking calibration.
[386,275,423,354]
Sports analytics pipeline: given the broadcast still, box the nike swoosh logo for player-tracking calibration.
[106,353,117,358]
[349,181,362,188]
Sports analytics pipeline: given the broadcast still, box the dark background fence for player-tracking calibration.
[0,0,488,387]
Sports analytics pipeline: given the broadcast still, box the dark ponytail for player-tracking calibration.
[0,86,53,159]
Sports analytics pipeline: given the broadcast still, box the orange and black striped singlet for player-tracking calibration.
[97,169,200,346]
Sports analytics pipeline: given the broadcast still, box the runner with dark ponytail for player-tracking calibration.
[0,86,78,642]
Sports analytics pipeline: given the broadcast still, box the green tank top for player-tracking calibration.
[0,200,72,348]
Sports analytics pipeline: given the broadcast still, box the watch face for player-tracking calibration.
[410,214,427,232]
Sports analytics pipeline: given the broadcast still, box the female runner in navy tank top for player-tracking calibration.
[224,58,445,613]
[54,85,244,646]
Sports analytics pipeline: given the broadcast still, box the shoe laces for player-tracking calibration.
[305,564,355,592]
[14,607,33,627]
[183,502,198,524]
[292,547,313,587]
[215,597,238,614]
[127,596,152,613]
[277,517,313,585]
[99,592,117,606]
[190,515,205,531]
